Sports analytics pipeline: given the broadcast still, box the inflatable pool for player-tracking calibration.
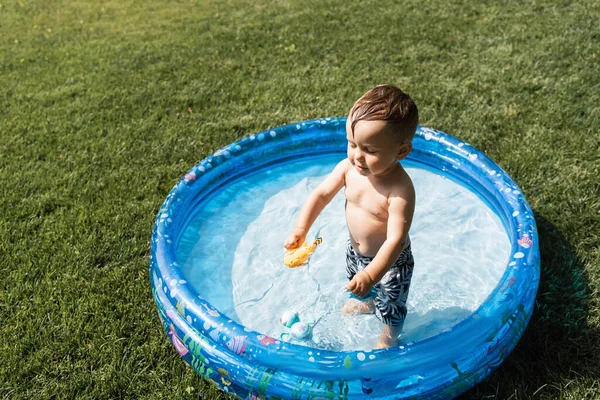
[150,118,540,399]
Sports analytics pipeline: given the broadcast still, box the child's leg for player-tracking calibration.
[372,246,415,348]
[375,325,402,349]
[341,298,375,315]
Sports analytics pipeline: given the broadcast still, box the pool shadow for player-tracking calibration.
[458,212,599,399]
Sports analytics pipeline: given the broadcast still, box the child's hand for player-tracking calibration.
[346,270,375,297]
[284,231,306,250]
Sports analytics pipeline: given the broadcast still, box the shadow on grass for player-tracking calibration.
[460,212,599,399]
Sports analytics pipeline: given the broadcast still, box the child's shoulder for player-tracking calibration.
[388,165,415,198]
[333,158,352,175]
[324,159,351,186]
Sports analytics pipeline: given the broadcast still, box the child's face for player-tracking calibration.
[345,118,410,178]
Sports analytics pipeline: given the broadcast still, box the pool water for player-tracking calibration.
[177,155,510,351]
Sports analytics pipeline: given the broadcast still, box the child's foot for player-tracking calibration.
[341,299,375,316]
[374,325,402,348]
[374,336,399,349]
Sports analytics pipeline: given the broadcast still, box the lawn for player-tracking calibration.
[1,0,598,398]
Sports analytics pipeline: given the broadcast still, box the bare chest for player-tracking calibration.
[344,177,390,220]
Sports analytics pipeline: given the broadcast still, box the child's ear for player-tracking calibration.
[396,142,412,160]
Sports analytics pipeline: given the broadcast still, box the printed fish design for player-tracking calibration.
[518,234,533,248]
[226,335,248,355]
[202,304,220,317]
[207,309,220,317]
[169,324,189,356]
[257,335,277,346]
[284,237,322,268]
[185,171,197,182]
[176,300,186,317]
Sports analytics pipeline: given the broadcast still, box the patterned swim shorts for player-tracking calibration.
[346,240,415,327]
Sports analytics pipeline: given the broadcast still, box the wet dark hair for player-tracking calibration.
[350,84,419,141]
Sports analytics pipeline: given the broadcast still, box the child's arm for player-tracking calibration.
[284,160,348,249]
[346,188,415,296]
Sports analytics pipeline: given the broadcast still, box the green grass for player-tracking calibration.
[1,0,598,398]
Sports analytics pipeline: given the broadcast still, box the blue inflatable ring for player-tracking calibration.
[150,117,540,399]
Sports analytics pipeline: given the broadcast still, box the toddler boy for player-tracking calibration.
[284,84,418,348]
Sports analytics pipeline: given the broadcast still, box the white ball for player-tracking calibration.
[290,322,312,340]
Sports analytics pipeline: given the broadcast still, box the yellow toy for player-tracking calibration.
[284,238,322,268]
